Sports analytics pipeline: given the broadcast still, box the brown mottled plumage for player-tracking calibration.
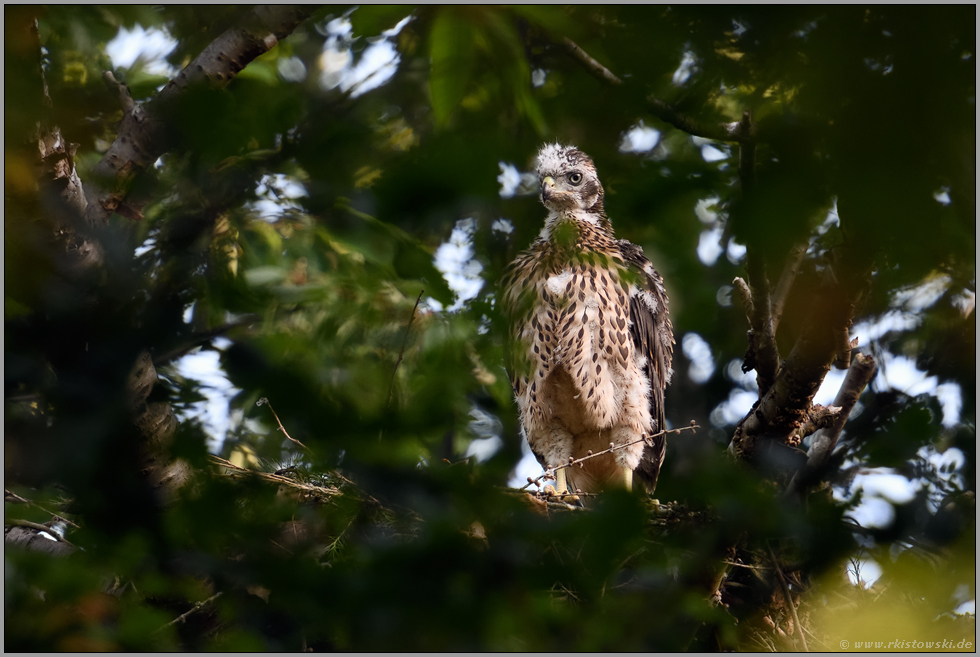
[501,144,674,494]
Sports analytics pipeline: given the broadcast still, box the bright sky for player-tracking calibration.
[105,24,177,76]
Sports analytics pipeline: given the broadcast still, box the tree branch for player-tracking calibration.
[387,290,424,405]
[732,277,754,322]
[743,254,780,396]
[154,592,223,634]
[85,5,319,226]
[737,111,779,396]
[768,542,808,652]
[559,36,747,142]
[256,398,313,454]
[790,404,842,444]
[560,37,623,86]
[729,251,867,462]
[646,94,746,142]
[102,70,135,113]
[785,352,877,496]
[834,331,858,370]
[151,316,260,367]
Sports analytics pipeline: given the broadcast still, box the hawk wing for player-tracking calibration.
[619,240,674,493]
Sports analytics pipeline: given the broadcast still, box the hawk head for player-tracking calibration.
[534,143,606,217]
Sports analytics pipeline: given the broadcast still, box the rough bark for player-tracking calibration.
[84,5,320,226]
[5,5,318,551]
[729,251,868,462]
[785,352,878,496]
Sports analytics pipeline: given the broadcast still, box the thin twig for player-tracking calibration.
[721,560,770,571]
[4,518,76,548]
[732,277,754,322]
[559,37,747,143]
[519,423,700,491]
[325,514,359,556]
[256,397,313,454]
[208,454,248,471]
[154,592,223,634]
[733,276,758,372]
[102,70,136,112]
[208,455,341,500]
[768,542,808,652]
[561,37,623,86]
[4,489,31,504]
[387,290,424,405]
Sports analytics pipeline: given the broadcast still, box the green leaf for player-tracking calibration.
[338,199,455,305]
[508,5,584,41]
[428,8,477,127]
[350,5,415,37]
[244,266,287,286]
[124,69,170,100]
[237,59,280,86]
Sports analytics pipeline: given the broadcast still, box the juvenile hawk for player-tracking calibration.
[501,144,674,495]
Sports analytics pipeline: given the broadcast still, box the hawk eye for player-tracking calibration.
[568,172,583,185]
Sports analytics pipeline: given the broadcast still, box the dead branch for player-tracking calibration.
[4,489,31,504]
[154,592,223,634]
[256,397,313,454]
[729,239,870,463]
[786,352,877,496]
[4,490,82,529]
[732,276,760,373]
[85,5,319,226]
[732,277,754,322]
[768,543,808,652]
[790,404,843,445]
[102,70,135,113]
[834,332,858,370]
[208,455,341,501]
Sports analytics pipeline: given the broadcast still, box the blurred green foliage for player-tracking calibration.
[5,4,975,651]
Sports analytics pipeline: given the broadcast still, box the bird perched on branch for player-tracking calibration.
[501,144,674,495]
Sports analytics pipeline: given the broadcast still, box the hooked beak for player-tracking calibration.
[540,176,556,203]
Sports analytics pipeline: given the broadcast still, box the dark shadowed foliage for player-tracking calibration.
[5,5,974,651]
